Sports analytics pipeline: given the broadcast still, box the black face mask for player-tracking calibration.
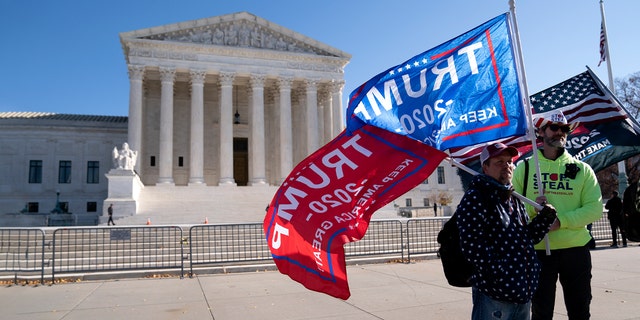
[565,163,580,179]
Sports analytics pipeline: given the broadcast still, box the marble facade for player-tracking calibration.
[120,12,351,188]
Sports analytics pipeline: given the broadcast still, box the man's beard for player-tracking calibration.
[545,135,566,148]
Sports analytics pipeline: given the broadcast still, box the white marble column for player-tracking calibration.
[278,77,293,185]
[157,67,176,185]
[219,72,236,186]
[305,79,319,155]
[319,89,331,144]
[249,74,267,185]
[127,64,145,173]
[331,80,345,137]
[189,69,206,185]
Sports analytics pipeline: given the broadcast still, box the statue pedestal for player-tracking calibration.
[103,169,144,219]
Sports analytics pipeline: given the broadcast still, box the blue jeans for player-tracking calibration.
[472,287,531,320]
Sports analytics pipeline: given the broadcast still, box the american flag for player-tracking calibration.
[451,69,639,166]
[598,22,606,67]
[529,70,628,128]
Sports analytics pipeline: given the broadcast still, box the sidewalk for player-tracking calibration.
[1,246,639,320]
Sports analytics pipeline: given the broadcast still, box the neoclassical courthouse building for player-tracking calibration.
[0,12,463,226]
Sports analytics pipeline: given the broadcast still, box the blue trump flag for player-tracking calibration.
[347,13,526,150]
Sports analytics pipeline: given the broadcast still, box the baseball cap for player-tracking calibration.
[480,142,519,164]
[533,110,579,132]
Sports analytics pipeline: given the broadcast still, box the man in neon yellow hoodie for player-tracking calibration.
[513,111,602,320]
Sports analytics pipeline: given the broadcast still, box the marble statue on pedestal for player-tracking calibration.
[112,142,138,170]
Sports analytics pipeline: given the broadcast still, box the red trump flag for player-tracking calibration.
[263,122,446,299]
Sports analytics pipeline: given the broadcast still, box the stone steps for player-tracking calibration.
[107,185,402,226]
[111,185,279,226]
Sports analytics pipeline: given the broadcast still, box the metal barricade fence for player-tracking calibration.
[345,220,404,260]
[0,228,46,284]
[0,212,619,283]
[405,218,448,262]
[189,223,271,275]
[51,226,184,280]
[591,212,613,242]
[188,220,406,275]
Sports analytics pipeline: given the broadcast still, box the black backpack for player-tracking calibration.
[437,213,473,287]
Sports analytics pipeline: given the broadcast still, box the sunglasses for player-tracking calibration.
[547,124,571,133]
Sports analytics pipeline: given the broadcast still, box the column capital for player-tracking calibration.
[159,66,176,83]
[189,69,207,85]
[330,79,345,93]
[277,77,293,90]
[219,71,236,86]
[250,74,266,88]
[127,64,145,81]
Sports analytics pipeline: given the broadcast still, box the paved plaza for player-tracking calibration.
[1,245,639,320]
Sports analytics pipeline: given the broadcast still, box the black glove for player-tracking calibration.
[538,204,557,220]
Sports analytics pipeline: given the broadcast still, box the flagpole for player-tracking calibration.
[600,0,628,195]
[449,158,543,210]
[509,0,551,255]
[600,0,614,89]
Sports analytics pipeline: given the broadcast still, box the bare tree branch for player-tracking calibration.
[615,72,640,119]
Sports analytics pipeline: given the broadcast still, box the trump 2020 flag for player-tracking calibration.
[347,13,526,150]
[264,13,525,300]
[264,122,447,300]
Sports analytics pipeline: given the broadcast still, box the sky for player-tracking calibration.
[1,0,639,117]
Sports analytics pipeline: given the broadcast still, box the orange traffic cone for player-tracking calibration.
[146,218,151,225]
[204,217,209,224]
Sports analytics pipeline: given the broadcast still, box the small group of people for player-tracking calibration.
[456,111,604,319]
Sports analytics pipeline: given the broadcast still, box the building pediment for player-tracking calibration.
[120,12,350,59]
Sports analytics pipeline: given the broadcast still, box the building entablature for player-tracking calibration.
[120,11,350,82]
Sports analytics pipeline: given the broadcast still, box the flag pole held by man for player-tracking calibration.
[264,12,530,300]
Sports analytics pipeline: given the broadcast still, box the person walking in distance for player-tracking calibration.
[513,111,603,320]
[457,142,556,320]
[108,204,115,226]
[605,191,626,247]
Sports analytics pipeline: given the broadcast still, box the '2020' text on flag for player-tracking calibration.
[264,13,526,300]
[451,68,640,183]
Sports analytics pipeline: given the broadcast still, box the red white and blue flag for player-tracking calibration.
[264,13,527,300]
[452,69,640,187]
[598,22,607,67]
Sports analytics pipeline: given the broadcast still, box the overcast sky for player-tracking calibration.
[1,0,638,117]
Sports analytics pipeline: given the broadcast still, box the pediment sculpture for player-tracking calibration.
[138,18,335,57]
